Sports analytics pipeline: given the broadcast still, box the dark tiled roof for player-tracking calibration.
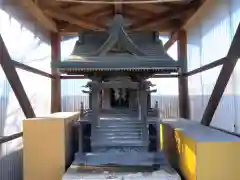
[54,32,179,73]
[71,32,166,57]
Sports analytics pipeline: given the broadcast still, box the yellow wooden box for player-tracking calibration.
[23,112,80,180]
[160,119,240,180]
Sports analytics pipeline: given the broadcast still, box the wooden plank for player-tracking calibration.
[20,0,57,32]
[178,30,190,119]
[12,60,55,79]
[0,36,36,118]
[45,9,106,31]
[184,57,226,77]
[201,23,240,126]
[51,33,61,113]
[129,1,198,31]
[124,5,157,17]
[83,6,112,18]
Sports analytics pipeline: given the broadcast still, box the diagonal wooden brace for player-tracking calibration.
[0,35,35,118]
[201,23,240,126]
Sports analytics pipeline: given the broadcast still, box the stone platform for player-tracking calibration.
[62,165,181,180]
[73,152,168,166]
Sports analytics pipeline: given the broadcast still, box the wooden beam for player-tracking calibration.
[129,2,197,31]
[178,30,190,119]
[201,22,240,126]
[83,6,112,18]
[12,60,55,79]
[46,9,106,31]
[20,0,57,32]
[60,2,80,9]
[114,1,123,14]
[0,36,36,118]
[51,33,61,113]
[124,5,157,18]
[180,0,206,27]
[160,2,186,9]
[131,4,167,14]
[184,57,226,77]
[0,132,23,144]
[163,31,179,50]
[163,0,207,50]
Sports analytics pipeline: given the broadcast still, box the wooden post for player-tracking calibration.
[178,30,190,119]
[51,33,61,113]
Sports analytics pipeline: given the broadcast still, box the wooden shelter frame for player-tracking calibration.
[0,0,240,144]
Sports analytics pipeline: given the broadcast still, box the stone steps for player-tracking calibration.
[91,118,148,151]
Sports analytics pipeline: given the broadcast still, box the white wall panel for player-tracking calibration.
[0,6,51,180]
[185,0,240,132]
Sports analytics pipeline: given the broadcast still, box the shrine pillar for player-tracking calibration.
[129,90,137,109]
[138,81,148,142]
[147,92,151,109]
[90,82,100,138]
[102,89,111,109]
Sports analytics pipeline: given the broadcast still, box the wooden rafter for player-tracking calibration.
[129,0,202,31]
[60,2,80,9]
[124,5,157,18]
[12,0,206,33]
[114,0,123,14]
[180,0,206,26]
[164,0,206,50]
[83,6,112,17]
[163,31,179,50]
[20,0,57,32]
[160,2,186,9]
[0,36,36,118]
[45,9,107,31]
[132,4,167,14]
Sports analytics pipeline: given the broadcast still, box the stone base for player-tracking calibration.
[62,165,181,180]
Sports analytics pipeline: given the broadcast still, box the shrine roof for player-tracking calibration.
[55,54,179,73]
[53,16,179,74]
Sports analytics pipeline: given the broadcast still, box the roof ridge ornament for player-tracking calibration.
[95,15,146,56]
